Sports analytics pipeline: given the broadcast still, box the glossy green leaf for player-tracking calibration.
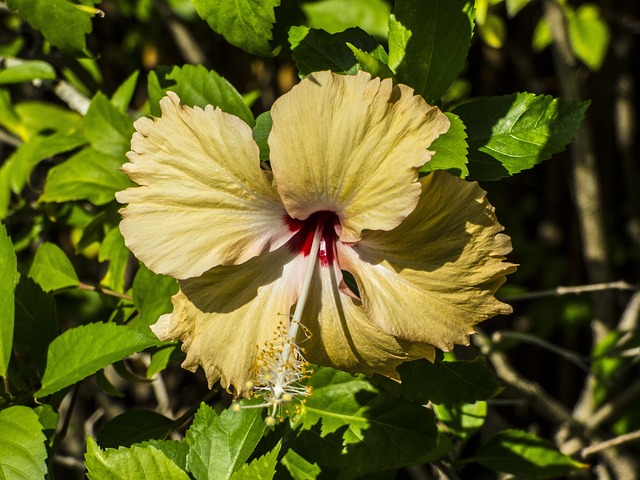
[15,101,83,138]
[453,93,589,180]
[185,403,266,480]
[97,410,175,449]
[281,449,321,480]
[0,88,22,138]
[83,92,134,158]
[0,59,56,84]
[0,222,17,376]
[148,65,254,126]
[433,401,487,439]
[28,242,79,292]
[467,429,587,478]
[129,264,178,333]
[389,0,474,103]
[13,275,59,374]
[301,0,391,38]
[348,43,395,80]
[111,70,140,112]
[192,0,280,56]
[98,226,129,292]
[146,345,181,378]
[0,406,47,479]
[387,357,502,404]
[229,443,280,480]
[298,367,438,476]
[5,0,100,56]
[568,4,610,71]
[40,147,133,206]
[142,440,189,471]
[421,112,468,177]
[86,436,190,480]
[289,26,380,76]
[35,322,160,397]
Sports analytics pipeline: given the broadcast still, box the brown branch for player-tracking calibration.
[503,281,637,302]
[77,282,133,301]
[582,429,640,458]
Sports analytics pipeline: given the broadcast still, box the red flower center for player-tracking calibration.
[286,211,338,266]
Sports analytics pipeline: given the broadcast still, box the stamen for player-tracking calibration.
[236,222,324,423]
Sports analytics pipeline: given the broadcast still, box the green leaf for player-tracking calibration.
[13,275,59,375]
[421,112,468,177]
[301,0,391,38]
[568,4,610,71]
[97,410,176,449]
[348,44,395,80]
[86,436,190,480]
[280,449,321,480]
[142,440,189,471]
[16,101,83,138]
[40,147,133,206]
[185,403,266,480]
[478,13,506,49]
[467,429,587,478]
[289,26,380,77]
[0,406,47,479]
[298,367,438,476]
[28,242,79,292]
[84,92,134,158]
[229,442,280,480]
[532,17,553,52]
[0,222,17,376]
[148,65,255,126]
[5,0,100,56]
[98,226,129,292]
[433,401,487,439]
[35,322,160,397]
[252,111,273,162]
[389,0,475,103]
[146,344,182,378]
[453,93,589,180]
[506,0,531,17]
[192,0,280,56]
[129,264,178,334]
[111,71,140,112]
[0,59,56,84]
[0,88,23,138]
[397,357,502,404]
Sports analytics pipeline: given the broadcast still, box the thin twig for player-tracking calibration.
[502,281,637,302]
[582,429,640,458]
[77,281,133,301]
[0,128,22,147]
[585,379,640,432]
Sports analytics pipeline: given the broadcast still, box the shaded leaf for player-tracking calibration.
[421,112,468,178]
[389,0,475,103]
[229,442,280,480]
[453,93,589,180]
[85,436,189,480]
[348,44,395,80]
[28,242,79,292]
[98,226,129,292]
[142,440,189,471]
[185,403,266,480]
[0,406,47,479]
[192,0,280,56]
[467,429,587,478]
[148,65,254,126]
[35,322,160,397]
[433,401,487,439]
[0,222,17,376]
[83,92,134,158]
[97,410,175,449]
[289,26,380,77]
[129,264,178,334]
[111,71,140,112]
[281,449,321,480]
[252,111,273,162]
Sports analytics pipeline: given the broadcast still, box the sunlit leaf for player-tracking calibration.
[129,264,178,333]
[83,92,134,158]
[433,401,487,439]
[389,0,475,103]
[281,449,321,480]
[192,0,280,56]
[0,59,56,84]
[568,4,610,71]
[422,112,468,178]
[252,111,273,162]
[301,0,391,38]
[28,242,79,292]
[348,44,395,80]
[98,226,129,292]
[454,93,589,180]
[185,403,266,480]
[0,406,47,479]
[0,222,17,376]
[478,13,506,49]
[229,442,280,480]
[85,436,190,480]
[111,71,140,112]
[35,322,160,397]
[467,429,588,478]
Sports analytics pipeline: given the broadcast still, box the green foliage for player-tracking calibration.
[0,223,17,376]
[97,410,176,448]
[567,4,610,71]
[28,242,79,292]
[302,0,390,39]
[192,0,281,56]
[422,112,469,177]
[0,406,48,479]
[35,322,160,397]
[5,0,101,56]
[466,429,588,478]
[0,59,56,84]
[228,443,281,480]
[185,403,266,480]
[86,436,190,480]
[454,93,589,180]
[389,0,475,104]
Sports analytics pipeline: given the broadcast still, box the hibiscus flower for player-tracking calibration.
[116,70,515,410]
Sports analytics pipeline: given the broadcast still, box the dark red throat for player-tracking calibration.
[286,211,338,266]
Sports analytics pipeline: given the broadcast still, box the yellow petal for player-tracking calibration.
[269,71,449,243]
[117,92,290,279]
[301,254,436,379]
[151,246,304,396]
[339,171,517,351]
